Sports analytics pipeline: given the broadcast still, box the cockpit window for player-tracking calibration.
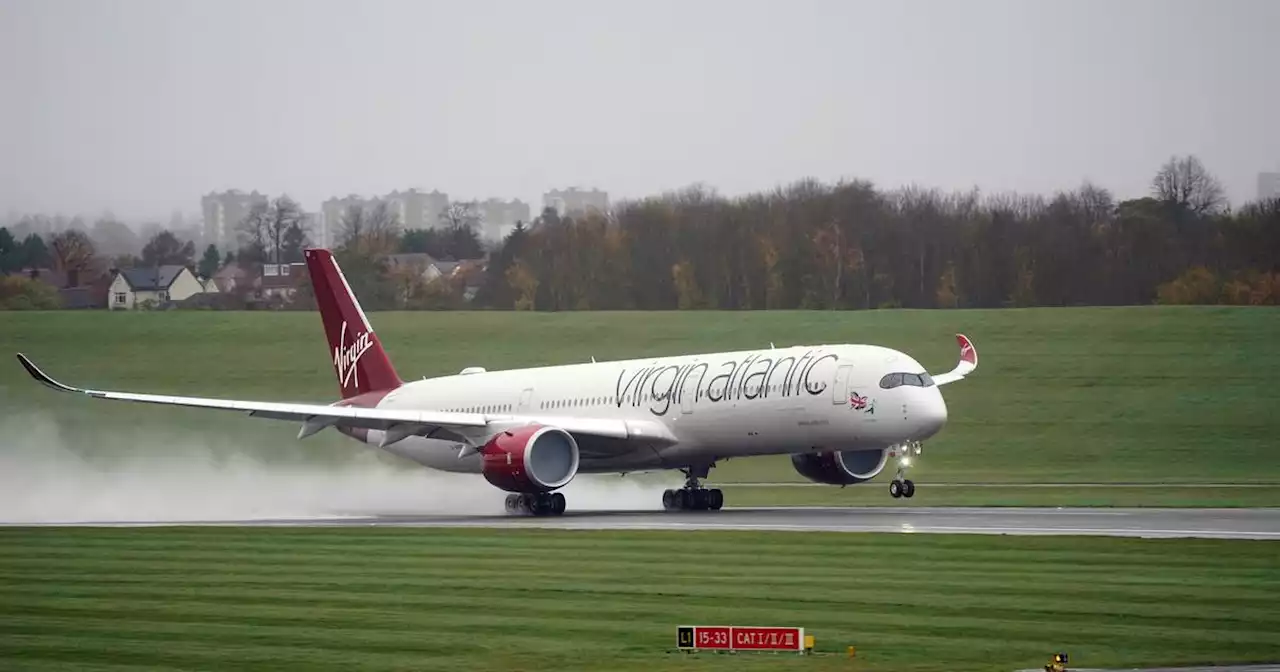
[880,372,935,389]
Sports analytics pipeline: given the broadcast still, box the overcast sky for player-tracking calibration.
[2,0,1277,221]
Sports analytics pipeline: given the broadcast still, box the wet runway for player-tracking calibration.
[10,506,1280,539]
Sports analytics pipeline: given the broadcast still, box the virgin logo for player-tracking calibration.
[333,321,373,390]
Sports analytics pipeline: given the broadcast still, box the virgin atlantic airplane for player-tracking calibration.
[16,248,978,516]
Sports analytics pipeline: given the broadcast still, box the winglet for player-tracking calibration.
[15,353,80,394]
[931,334,978,387]
[957,333,977,367]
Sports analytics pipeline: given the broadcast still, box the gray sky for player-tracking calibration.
[2,0,1277,221]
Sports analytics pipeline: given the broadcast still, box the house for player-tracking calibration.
[259,262,307,300]
[212,262,251,294]
[108,265,205,310]
[386,253,448,282]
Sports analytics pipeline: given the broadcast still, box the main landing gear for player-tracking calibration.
[505,492,566,516]
[663,464,724,512]
[889,441,922,499]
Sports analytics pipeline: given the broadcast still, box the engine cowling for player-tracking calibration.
[790,448,890,485]
[481,424,580,493]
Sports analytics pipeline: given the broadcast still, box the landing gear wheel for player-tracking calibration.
[663,464,726,512]
[509,492,567,516]
[692,488,708,510]
[707,488,724,510]
[674,489,689,510]
[889,441,923,500]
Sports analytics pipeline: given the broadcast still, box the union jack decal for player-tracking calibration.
[849,392,875,414]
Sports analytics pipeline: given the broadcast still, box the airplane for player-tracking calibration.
[15,248,978,517]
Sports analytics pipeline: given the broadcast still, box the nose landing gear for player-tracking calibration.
[889,441,922,499]
[663,464,724,512]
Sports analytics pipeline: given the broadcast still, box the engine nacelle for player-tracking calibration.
[790,448,890,485]
[481,424,580,493]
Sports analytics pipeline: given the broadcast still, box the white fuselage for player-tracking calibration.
[356,343,949,475]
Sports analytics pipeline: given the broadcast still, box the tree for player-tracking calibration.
[339,201,400,255]
[49,230,97,280]
[19,233,50,269]
[0,227,18,273]
[89,218,140,259]
[239,196,307,265]
[1151,155,1226,215]
[198,244,222,279]
[141,230,196,267]
[439,201,480,230]
[0,275,61,310]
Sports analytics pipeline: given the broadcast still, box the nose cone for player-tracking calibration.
[915,390,948,439]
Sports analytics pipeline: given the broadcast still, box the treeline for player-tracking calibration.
[466,155,1278,310]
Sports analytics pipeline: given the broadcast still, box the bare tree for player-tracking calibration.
[49,230,97,280]
[340,200,401,255]
[240,197,305,265]
[439,201,480,230]
[1151,155,1226,214]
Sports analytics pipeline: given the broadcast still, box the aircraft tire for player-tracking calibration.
[550,492,566,515]
[662,489,677,510]
[708,488,724,510]
[692,489,708,510]
[902,480,916,498]
[889,480,903,498]
[674,489,689,510]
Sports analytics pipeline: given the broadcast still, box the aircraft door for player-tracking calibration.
[517,388,533,413]
[680,363,697,414]
[832,365,852,405]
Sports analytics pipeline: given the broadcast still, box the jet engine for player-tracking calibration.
[790,448,890,485]
[481,424,580,493]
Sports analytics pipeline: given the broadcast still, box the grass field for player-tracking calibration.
[2,307,1277,504]
[1,527,1276,672]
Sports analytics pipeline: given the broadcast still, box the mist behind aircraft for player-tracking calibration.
[0,408,668,523]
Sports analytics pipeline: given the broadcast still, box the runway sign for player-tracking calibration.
[677,625,804,651]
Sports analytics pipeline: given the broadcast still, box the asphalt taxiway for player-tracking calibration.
[10,506,1280,539]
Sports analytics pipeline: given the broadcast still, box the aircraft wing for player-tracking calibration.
[930,333,978,386]
[15,353,676,449]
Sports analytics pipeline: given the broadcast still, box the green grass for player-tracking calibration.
[0,527,1276,672]
[721,484,1280,508]
[2,306,1277,500]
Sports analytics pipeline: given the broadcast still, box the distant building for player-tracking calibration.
[385,189,450,230]
[475,198,531,241]
[543,187,609,218]
[108,265,205,310]
[302,212,326,249]
[320,195,369,246]
[201,190,268,252]
[1258,172,1280,201]
[259,262,307,301]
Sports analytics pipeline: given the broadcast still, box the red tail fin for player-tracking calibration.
[304,248,402,399]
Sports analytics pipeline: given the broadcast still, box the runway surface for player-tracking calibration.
[9,506,1280,539]
[1013,666,1280,672]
